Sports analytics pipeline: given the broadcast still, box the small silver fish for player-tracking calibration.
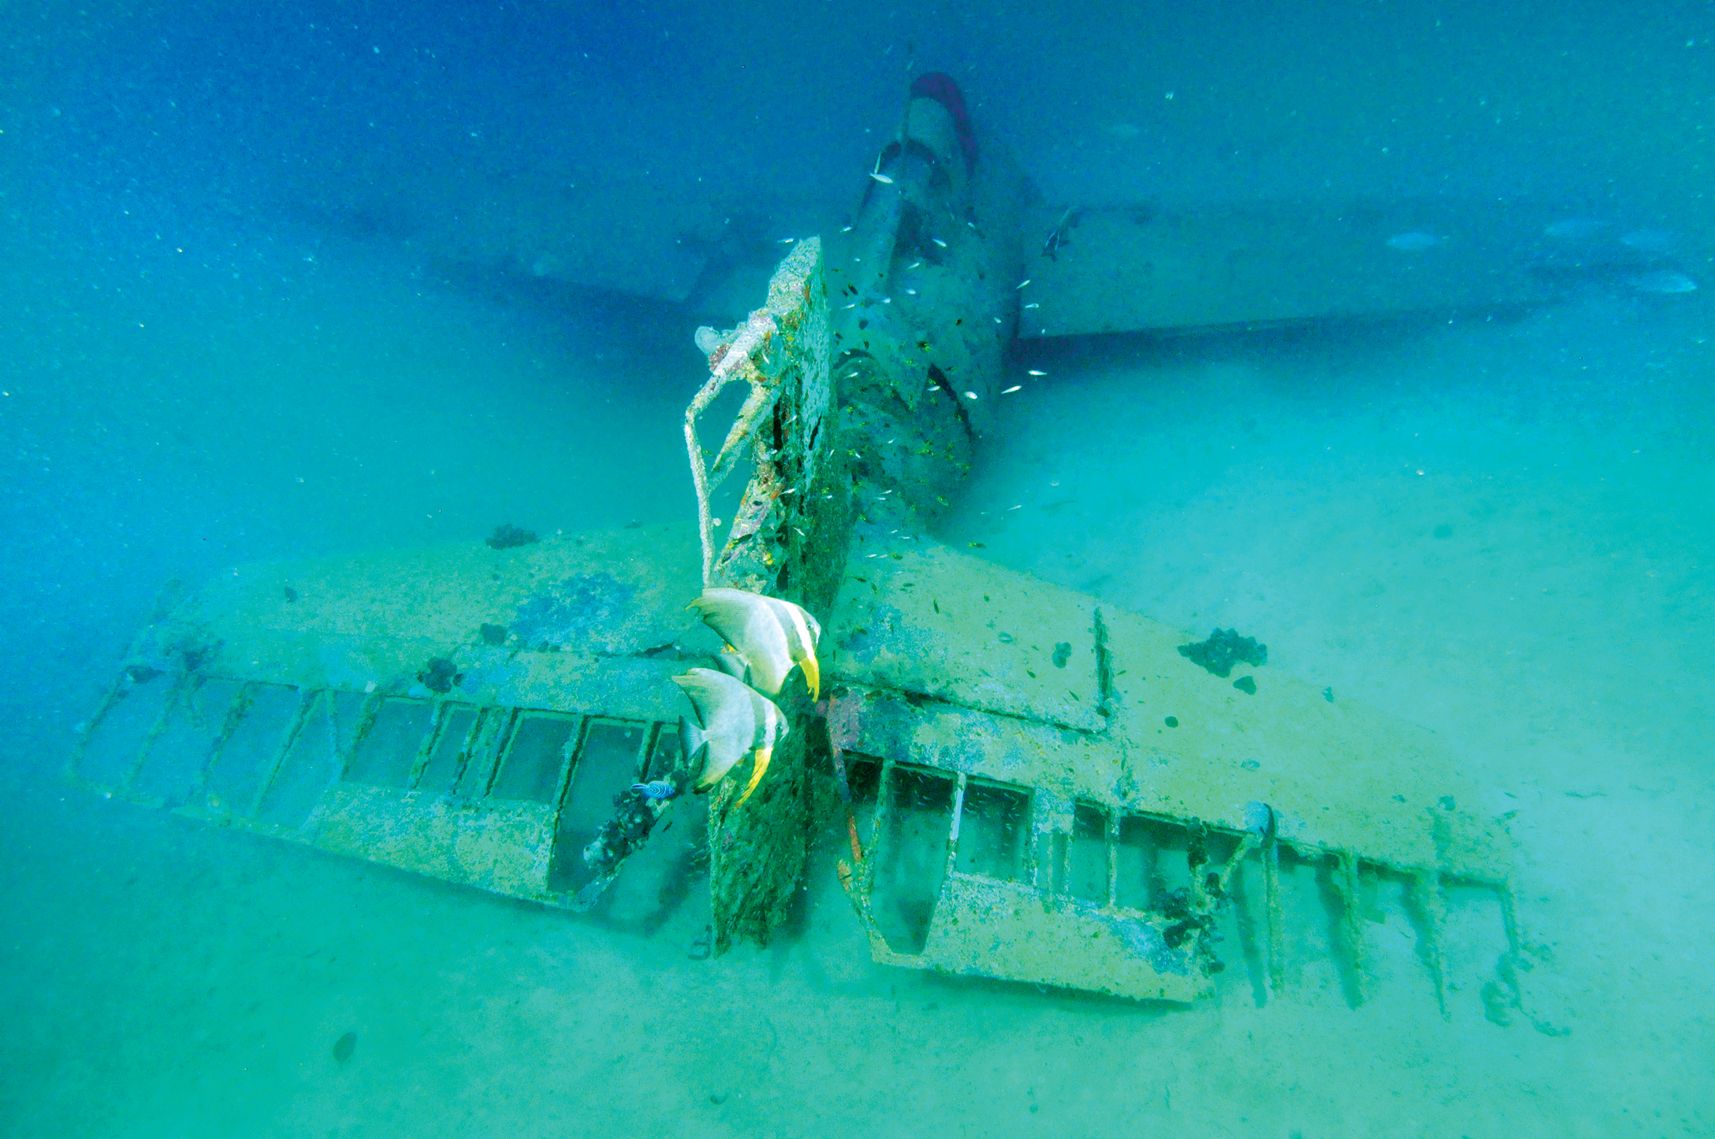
[1543,217,1608,241]
[1384,230,1444,252]
[1625,269,1698,295]
[631,779,678,801]
[1619,228,1675,254]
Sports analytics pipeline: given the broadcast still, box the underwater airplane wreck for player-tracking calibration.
[73,75,1554,1018]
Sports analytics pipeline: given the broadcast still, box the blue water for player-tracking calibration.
[3,2,1713,1135]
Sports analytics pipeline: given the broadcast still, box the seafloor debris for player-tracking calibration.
[416,655,462,693]
[332,1031,357,1064]
[485,523,539,549]
[1177,627,1268,678]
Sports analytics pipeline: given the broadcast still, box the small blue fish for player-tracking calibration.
[631,779,678,801]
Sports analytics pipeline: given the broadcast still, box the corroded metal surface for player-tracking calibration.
[68,522,1522,1010]
[825,540,1519,1007]
[686,75,1032,948]
[73,381,1521,1008]
[688,238,841,950]
[67,527,707,907]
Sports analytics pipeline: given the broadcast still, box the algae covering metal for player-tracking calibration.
[68,527,713,908]
[679,236,846,951]
[825,541,1521,1009]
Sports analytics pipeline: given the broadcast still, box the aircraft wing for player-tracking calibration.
[1016,198,1569,338]
[71,524,1518,1008]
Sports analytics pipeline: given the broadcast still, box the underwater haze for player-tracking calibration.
[3,1,1713,1135]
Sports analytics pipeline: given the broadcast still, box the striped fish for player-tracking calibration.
[631,779,678,801]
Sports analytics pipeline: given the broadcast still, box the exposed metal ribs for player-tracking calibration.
[68,665,680,908]
[842,755,1522,1013]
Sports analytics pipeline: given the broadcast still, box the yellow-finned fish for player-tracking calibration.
[671,667,788,807]
[689,588,822,700]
